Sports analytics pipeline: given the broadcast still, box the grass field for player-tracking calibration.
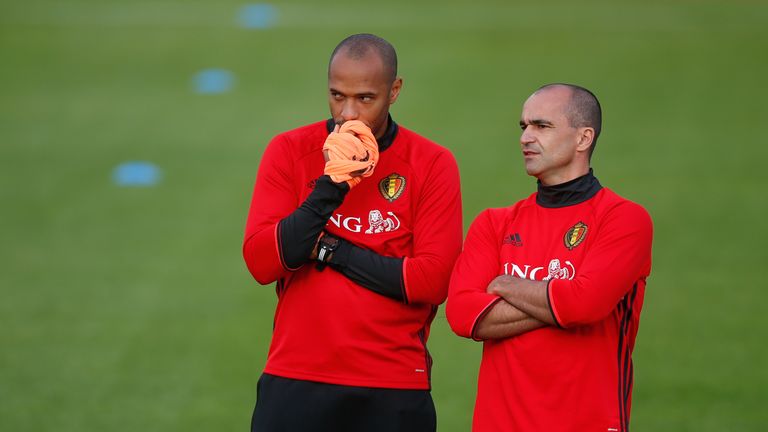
[2,0,767,430]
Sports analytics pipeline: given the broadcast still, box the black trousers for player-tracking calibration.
[251,374,436,432]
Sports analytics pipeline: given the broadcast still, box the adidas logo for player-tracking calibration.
[503,233,523,247]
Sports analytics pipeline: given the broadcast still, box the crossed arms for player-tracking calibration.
[446,204,653,341]
[473,277,554,340]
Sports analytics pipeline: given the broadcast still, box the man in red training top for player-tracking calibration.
[446,84,653,432]
[242,34,462,432]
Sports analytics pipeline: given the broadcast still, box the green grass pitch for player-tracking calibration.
[1,0,767,430]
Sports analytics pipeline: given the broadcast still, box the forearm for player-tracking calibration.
[488,276,558,326]
[326,237,406,302]
[474,299,546,340]
[278,176,348,269]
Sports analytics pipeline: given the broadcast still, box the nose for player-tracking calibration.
[520,125,535,145]
[340,101,359,122]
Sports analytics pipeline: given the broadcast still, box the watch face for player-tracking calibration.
[322,236,339,249]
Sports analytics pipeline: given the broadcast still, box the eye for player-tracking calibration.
[331,92,343,100]
[360,96,373,102]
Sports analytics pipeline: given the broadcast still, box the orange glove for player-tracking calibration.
[322,120,379,188]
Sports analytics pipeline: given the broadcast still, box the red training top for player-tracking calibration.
[447,184,652,432]
[244,120,462,390]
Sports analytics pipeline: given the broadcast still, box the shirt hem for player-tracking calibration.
[263,366,431,390]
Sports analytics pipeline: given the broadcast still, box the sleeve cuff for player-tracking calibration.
[470,297,504,341]
[401,257,410,304]
[547,279,564,328]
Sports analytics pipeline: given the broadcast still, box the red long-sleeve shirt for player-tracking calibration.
[447,183,652,431]
[243,120,462,389]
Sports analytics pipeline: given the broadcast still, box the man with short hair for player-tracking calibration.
[447,84,653,432]
[243,33,462,432]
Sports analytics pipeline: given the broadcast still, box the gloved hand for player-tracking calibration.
[322,120,379,188]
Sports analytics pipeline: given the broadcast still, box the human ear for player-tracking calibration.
[389,78,403,104]
[576,128,595,153]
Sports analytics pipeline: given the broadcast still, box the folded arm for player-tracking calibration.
[325,151,462,305]
[473,297,546,340]
[486,202,654,328]
[447,209,546,340]
[243,133,348,284]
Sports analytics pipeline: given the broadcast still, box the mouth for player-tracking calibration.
[522,149,539,158]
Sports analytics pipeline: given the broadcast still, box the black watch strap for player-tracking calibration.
[316,234,340,270]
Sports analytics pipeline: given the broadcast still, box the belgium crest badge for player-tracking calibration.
[564,222,588,250]
[379,173,406,202]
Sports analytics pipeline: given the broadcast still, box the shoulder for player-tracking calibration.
[393,125,457,164]
[396,126,445,150]
[471,195,535,229]
[595,188,653,230]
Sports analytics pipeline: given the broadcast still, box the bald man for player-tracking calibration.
[243,34,462,432]
[447,84,653,432]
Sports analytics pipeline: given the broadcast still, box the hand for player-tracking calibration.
[323,125,341,163]
[486,276,555,326]
[322,120,378,188]
[309,232,323,260]
[486,275,520,297]
[324,124,365,167]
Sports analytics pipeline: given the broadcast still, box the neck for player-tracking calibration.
[535,168,602,208]
[374,115,391,140]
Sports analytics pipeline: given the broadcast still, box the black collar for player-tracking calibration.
[536,169,603,208]
[325,115,399,152]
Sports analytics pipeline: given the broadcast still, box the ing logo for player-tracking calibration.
[329,210,401,235]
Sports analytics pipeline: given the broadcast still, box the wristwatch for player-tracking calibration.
[317,234,340,264]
